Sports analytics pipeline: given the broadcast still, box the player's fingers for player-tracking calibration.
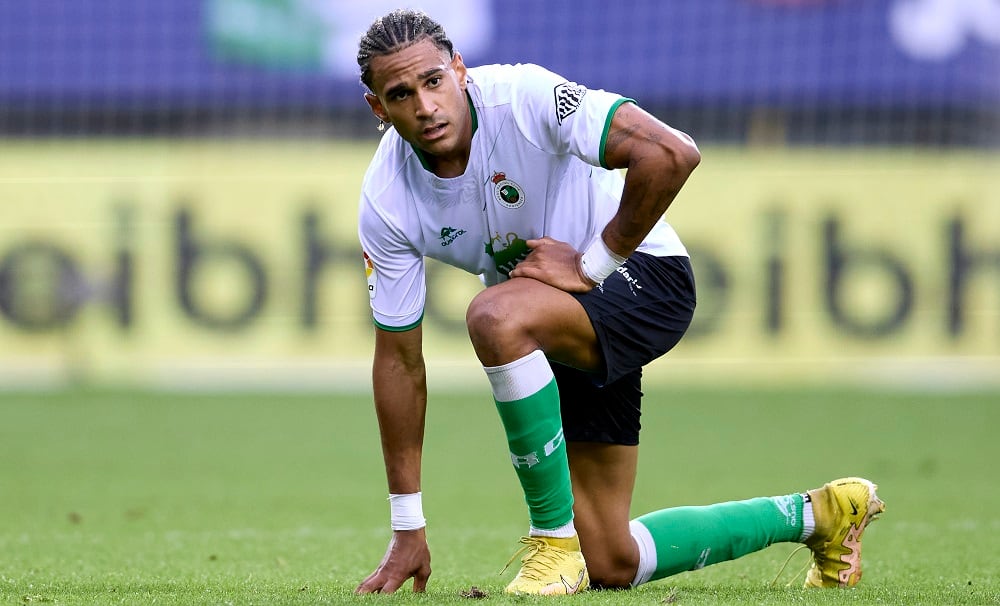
[354,571,387,594]
[353,581,378,594]
[411,565,431,592]
[378,574,408,594]
[508,263,539,280]
[354,582,376,594]
[354,573,375,593]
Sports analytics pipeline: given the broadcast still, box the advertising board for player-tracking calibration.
[1,142,996,387]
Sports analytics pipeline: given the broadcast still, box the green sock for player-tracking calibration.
[486,351,573,531]
[631,494,805,585]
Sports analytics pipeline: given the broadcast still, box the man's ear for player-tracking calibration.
[364,93,389,123]
[452,51,468,91]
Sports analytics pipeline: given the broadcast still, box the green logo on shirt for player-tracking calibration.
[438,226,467,246]
[485,232,530,277]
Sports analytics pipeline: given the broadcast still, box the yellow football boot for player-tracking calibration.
[804,477,886,588]
[503,535,589,595]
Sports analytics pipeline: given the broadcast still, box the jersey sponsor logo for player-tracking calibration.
[438,226,467,246]
[485,231,530,277]
[363,251,377,299]
[491,171,525,209]
[553,81,587,124]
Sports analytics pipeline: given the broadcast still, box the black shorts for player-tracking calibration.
[553,254,696,446]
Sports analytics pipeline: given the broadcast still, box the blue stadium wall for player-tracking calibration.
[1,0,997,143]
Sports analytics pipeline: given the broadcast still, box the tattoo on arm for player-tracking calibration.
[604,119,640,169]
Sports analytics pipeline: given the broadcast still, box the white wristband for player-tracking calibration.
[580,237,627,284]
[388,492,426,531]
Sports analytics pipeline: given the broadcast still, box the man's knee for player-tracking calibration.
[466,287,533,340]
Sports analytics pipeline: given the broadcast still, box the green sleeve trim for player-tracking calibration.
[373,315,423,332]
[599,98,636,169]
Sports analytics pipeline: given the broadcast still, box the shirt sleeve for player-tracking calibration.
[509,63,634,169]
[358,192,426,331]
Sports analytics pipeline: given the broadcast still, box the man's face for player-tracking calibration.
[365,39,471,168]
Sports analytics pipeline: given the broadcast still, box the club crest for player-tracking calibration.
[491,171,525,209]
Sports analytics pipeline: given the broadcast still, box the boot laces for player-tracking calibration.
[500,537,565,581]
[769,545,811,587]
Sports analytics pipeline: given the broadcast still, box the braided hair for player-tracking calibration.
[357,9,455,91]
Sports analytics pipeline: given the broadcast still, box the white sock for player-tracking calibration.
[484,349,552,402]
[799,497,816,542]
[629,520,657,587]
[530,520,577,539]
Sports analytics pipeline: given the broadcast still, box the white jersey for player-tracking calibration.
[359,63,687,331]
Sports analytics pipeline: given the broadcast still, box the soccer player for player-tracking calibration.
[353,9,884,596]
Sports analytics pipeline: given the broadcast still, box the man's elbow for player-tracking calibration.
[670,129,701,177]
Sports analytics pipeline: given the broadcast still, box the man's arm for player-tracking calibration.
[355,325,432,594]
[600,101,701,258]
[509,102,700,290]
[372,325,427,494]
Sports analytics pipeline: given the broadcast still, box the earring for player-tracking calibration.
[377,120,385,132]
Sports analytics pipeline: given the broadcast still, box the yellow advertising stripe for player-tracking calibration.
[0,141,996,386]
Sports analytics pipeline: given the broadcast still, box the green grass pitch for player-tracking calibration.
[1,387,997,605]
